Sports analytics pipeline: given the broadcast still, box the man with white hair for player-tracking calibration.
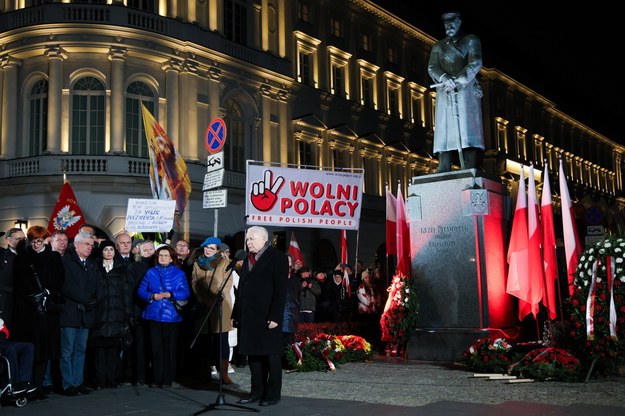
[233,226,288,407]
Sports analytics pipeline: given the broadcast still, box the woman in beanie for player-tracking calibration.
[90,240,131,389]
[191,236,235,384]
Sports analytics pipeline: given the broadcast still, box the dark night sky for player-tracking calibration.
[372,1,622,145]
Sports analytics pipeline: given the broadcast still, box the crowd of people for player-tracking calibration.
[0,223,389,407]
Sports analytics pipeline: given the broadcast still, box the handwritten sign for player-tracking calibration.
[125,198,176,232]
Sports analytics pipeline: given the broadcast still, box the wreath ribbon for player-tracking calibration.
[607,256,618,340]
[586,257,618,341]
[586,259,599,340]
[292,342,303,366]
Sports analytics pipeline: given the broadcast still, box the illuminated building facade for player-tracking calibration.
[0,0,622,268]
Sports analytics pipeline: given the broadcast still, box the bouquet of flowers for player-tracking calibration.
[563,236,625,372]
[285,333,372,372]
[509,347,581,382]
[461,337,514,373]
[380,273,418,354]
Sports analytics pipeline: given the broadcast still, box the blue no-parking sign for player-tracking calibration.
[205,118,227,154]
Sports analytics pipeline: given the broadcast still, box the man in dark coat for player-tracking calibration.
[0,228,24,329]
[233,226,288,406]
[60,231,98,396]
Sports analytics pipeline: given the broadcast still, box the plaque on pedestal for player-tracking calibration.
[406,169,515,361]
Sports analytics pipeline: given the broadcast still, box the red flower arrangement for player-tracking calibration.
[461,337,514,373]
[285,333,372,372]
[380,274,418,354]
[509,347,581,382]
[563,236,625,374]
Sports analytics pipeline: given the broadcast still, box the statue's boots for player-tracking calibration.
[435,151,451,173]
[463,148,478,170]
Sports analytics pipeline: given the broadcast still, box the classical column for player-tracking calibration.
[108,47,127,154]
[163,58,182,150]
[178,59,199,160]
[1,56,19,158]
[277,87,289,163]
[207,66,221,122]
[259,83,272,161]
[45,46,67,154]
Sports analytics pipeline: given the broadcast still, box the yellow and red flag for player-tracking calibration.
[141,103,192,228]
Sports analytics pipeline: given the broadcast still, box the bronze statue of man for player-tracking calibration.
[428,12,484,172]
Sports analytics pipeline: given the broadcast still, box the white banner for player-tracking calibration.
[245,164,363,230]
[125,198,176,232]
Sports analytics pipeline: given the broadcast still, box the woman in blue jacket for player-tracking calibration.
[137,245,190,388]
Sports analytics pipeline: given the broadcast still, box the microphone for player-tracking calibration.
[226,249,247,271]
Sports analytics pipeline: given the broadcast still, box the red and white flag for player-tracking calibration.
[559,159,582,296]
[342,268,351,297]
[340,230,348,264]
[525,164,544,319]
[396,184,410,277]
[47,177,86,238]
[541,164,558,319]
[288,232,304,266]
[386,186,397,255]
[506,167,530,321]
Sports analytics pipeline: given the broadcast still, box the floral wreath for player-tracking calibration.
[380,273,418,351]
[462,337,513,373]
[564,236,625,368]
[286,333,372,372]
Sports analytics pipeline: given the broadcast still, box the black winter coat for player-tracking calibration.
[126,256,153,321]
[91,260,131,340]
[60,247,98,328]
[12,245,65,361]
[233,246,288,356]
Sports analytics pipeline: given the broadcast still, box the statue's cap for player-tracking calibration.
[441,12,461,22]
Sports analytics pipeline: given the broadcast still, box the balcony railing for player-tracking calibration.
[0,154,245,190]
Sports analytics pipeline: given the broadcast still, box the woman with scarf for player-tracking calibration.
[191,236,234,384]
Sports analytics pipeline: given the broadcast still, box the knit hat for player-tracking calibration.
[201,236,222,248]
[99,240,116,255]
[220,243,230,252]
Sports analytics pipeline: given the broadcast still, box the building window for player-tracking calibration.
[224,0,247,45]
[495,117,509,153]
[299,140,314,166]
[224,99,245,172]
[360,32,371,51]
[388,88,399,117]
[328,46,351,99]
[29,79,48,156]
[125,81,155,158]
[71,76,105,155]
[330,17,342,38]
[331,65,344,97]
[514,126,527,159]
[295,31,321,88]
[385,72,404,118]
[297,1,310,22]
[299,51,312,86]
[409,89,424,126]
[127,0,156,13]
[333,149,343,168]
[361,76,373,107]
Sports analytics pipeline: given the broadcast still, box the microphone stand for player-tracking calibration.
[193,265,258,414]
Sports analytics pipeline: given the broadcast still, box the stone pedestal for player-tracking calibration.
[405,169,515,361]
